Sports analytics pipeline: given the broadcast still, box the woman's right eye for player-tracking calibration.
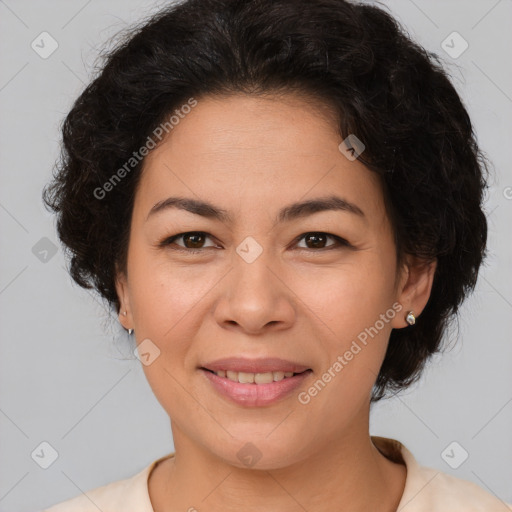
[159,231,219,253]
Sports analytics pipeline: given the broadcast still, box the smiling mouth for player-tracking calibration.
[200,368,312,384]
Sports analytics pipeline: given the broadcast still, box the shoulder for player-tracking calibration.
[43,476,136,512]
[42,454,173,512]
[372,436,512,511]
[405,463,512,511]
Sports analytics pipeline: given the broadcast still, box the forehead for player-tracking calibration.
[134,93,386,224]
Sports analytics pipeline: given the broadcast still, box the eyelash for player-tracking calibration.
[158,231,352,254]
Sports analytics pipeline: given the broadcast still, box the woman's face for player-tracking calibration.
[116,93,428,468]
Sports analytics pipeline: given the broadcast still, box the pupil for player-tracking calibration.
[186,233,204,248]
[307,233,326,248]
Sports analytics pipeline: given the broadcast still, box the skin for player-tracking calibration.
[116,93,436,512]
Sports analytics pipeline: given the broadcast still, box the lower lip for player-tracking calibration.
[200,369,312,407]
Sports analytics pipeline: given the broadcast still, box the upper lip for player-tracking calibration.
[201,357,311,374]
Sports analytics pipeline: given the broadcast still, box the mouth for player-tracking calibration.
[200,367,312,384]
[198,358,313,407]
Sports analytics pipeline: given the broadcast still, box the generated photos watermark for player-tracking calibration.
[93,97,198,200]
[297,302,403,405]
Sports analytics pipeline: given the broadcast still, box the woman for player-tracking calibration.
[41,0,510,510]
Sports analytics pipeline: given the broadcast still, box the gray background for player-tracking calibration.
[0,0,511,510]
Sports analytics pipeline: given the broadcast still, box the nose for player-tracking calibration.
[213,247,296,335]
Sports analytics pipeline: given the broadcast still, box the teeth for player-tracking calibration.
[215,369,298,384]
[238,371,254,384]
[226,370,238,381]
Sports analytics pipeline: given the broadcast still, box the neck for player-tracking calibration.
[149,415,406,511]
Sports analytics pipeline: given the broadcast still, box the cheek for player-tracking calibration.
[296,255,396,336]
[128,249,216,339]
[294,254,396,397]
[128,261,211,416]
[127,248,228,396]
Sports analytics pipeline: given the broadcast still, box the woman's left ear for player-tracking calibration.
[391,255,437,329]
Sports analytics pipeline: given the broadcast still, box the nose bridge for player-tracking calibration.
[231,234,278,299]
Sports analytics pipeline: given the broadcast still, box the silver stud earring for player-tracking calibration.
[121,310,132,333]
[405,311,416,325]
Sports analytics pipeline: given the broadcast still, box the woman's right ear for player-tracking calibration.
[115,271,133,330]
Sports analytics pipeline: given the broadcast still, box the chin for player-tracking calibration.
[210,435,306,471]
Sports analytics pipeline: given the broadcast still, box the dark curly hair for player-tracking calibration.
[42,0,489,402]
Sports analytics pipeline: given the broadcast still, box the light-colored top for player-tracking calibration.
[43,436,511,511]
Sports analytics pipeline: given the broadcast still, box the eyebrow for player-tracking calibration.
[146,195,365,224]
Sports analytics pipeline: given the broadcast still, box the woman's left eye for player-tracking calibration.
[294,232,350,251]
